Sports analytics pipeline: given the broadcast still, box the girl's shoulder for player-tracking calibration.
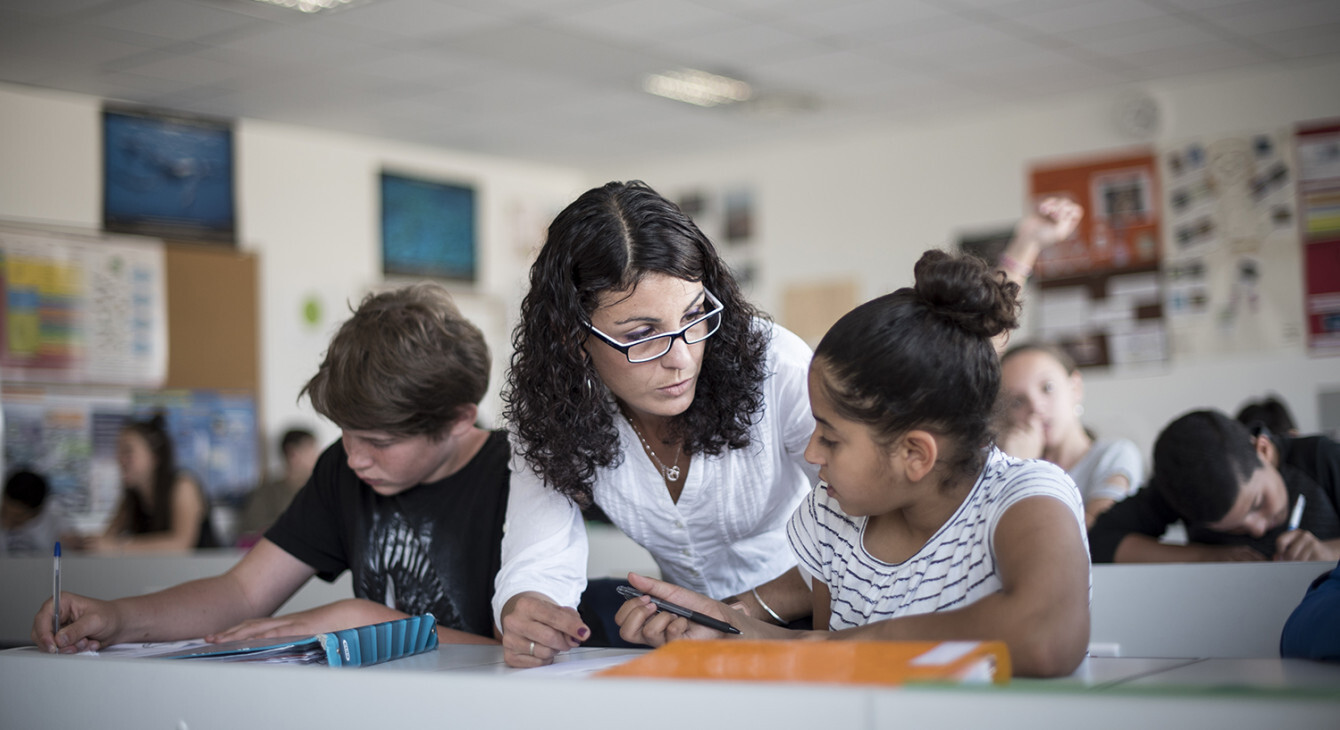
[979,449,1079,503]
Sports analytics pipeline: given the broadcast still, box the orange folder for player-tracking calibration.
[597,639,1010,686]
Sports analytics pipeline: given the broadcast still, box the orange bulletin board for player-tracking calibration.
[1031,149,1161,281]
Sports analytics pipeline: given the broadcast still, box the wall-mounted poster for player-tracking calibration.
[1160,128,1304,358]
[381,172,476,282]
[1297,120,1340,356]
[103,105,236,244]
[0,227,167,386]
[1029,150,1166,369]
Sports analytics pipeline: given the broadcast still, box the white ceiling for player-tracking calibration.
[2,0,1339,166]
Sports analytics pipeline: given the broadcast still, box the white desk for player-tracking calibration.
[3,645,1336,730]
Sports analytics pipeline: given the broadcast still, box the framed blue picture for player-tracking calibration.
[381,171,476,282]
[102,105,236,244]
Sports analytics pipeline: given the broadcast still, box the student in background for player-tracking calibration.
[1089,410,1340,563]
[616,250,1091,678]
[33,284,509,653]
[996,342,1143,527]
[1236,393,1300,437]
[234,427,318,546]
[1,468,67,556]
[496,180,819,667]
[78,413,218,553]
[1280,559,1340,661]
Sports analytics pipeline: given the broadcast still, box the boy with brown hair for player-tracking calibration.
[33,284,510,652]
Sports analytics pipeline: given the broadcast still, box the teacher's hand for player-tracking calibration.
[499,592,588,668]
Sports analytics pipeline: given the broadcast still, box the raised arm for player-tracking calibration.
[828,496,1091,677]
[33,538,314,653]
[996,197,1084,289]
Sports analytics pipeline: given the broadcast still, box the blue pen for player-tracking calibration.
[52,541,62,639]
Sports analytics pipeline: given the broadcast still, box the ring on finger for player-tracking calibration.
[528,640,535,656]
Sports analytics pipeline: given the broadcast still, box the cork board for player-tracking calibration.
[163,244,257,390]
[782,279,859,346]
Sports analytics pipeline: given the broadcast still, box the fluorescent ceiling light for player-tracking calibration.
[643,69,752,107]
[249,0,358,13]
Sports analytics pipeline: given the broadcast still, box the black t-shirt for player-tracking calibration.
[265,430,510,638]
[1089,435,1340,562]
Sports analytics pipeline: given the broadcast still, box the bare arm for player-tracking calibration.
[725,567,811,624]
[1112,533,1265,563]
[996,197,1084,289]
[33,538,314,653]
[828,496,1091,677]
[207,597,499,646]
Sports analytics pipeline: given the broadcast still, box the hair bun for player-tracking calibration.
[912,249,1020,339]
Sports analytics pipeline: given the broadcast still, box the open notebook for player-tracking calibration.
[92,614,438,668]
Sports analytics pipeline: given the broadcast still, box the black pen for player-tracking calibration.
[617,585,742,635]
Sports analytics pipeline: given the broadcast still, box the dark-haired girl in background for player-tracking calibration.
[84,413,218,553]
[495,181,818,667]
[616,250,1092,678]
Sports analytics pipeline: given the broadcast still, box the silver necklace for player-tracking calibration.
[625,414,683,482]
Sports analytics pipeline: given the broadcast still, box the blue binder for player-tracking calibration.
[153,613,439,667]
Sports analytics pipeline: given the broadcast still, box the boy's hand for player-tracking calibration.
[32,592,120,654]
[1275,530,1339,562]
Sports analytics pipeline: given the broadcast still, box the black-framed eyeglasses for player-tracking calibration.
[586,289,724,363]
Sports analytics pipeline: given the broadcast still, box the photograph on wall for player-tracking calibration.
[1160,127,1305,357]
[102,105,236,244]
[381,171,477,282]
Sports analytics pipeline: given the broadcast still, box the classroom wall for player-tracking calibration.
[593,57,1340,462]
[0,82,587,464]
[4,59,1340,469]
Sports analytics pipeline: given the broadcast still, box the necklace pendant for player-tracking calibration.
[665,465,681,482]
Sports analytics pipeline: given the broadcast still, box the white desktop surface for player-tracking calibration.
[4,645,1337,730]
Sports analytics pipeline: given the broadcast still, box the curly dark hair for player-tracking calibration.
[503,180,769,504]
[812,249,1021,484]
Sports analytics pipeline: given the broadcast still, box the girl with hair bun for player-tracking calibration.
[617,250,1092,678]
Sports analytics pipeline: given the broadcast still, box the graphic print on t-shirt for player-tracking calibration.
[358,509,461,628]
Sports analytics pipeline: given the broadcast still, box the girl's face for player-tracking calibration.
[999,350,1083,447]
[803,363,900,517]
[584,273,711,423]
[117,430,155,491]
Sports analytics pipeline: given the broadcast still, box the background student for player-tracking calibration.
[617,250,1091,678]
[32,284,508,653]
[1088,409,1340,563]
[1,468,67,556]
[996,342,1143,527]
[234,427,318,547]
[74,413,219,553]
[1236,393,1300,437]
